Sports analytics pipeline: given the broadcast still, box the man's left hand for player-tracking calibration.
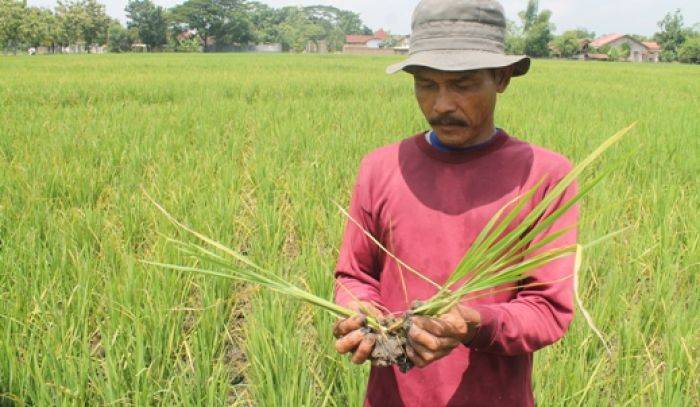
[407,304,481,368]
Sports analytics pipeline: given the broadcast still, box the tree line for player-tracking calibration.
[0,0,372,53]
[1,0,697,63]
[506,1,699,64]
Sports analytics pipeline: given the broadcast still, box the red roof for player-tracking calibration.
[345,29,392,45]
[590,34,624,48]
[588,53,609,60]
[642,41,660,51]
[345,35,374,45]
[374,29,389,40]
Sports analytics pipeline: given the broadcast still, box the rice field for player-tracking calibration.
[0,53,698,406]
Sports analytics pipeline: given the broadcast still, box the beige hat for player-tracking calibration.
[387,0,530,76]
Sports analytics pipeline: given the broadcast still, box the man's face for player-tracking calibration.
[411,67,512,148]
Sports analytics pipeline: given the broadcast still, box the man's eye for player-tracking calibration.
[417,82,437,90]
[455,83,476,91]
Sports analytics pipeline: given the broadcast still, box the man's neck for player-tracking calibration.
[427,127,499,152]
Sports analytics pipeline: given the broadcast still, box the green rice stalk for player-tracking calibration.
[410,123,636,316]
[145,123,635,339]
[143,194,383,330]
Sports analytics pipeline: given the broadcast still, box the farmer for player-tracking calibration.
[332,1,577,406]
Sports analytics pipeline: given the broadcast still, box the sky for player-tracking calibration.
[26,0,700,38]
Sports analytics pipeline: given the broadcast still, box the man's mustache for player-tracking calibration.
[428,115,469,127]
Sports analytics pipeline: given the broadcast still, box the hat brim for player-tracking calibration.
[386,50,531,76]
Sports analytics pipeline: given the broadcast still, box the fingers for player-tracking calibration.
[406,324,459,367]
[335,329,376,365]
[414,313,470,344]
[407,339,451,368]
[409,323,460,351]
[412,316,449,337]
[350,333,376,364]
[332,315,366,338]
[405,344,427,367]
[335,329,365,354]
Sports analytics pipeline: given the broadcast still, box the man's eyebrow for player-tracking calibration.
[451,74,479,82]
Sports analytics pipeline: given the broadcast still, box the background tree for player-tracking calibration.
[213,1,253,46]
[125,0,167,50]
[107,21,133,52]
[171,0,253,50]
[518,0,538,33]
[55,0,83,47]
[628,34,649,43]
[608,46,621,62]
[335,8,364,35]
[619,42,631,61]
[80,0,110,50]
[505,19,525,55]
[248,3,370,52]
[552,30,581,58]
[552,28,594,58]
[249,1,283,44]
[21,7,55,48]
[678,35,700,64]
[55,0,110,51]
[509,0,554,58]
[277,6,322,52]
[524,11,554,57]
[304,5,357,51]
[654,9,688,62]
[571,28,595,40]
[0,0,27,53]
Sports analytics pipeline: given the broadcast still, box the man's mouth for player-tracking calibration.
[429,118,469,128]
[434,123,467,131]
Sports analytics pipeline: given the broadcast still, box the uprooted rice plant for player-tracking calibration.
[145,124,634,373]
[0,54,697,405]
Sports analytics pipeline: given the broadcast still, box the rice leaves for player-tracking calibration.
[145,123,636,351]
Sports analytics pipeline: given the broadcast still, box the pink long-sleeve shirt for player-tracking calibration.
[335,129,577,407]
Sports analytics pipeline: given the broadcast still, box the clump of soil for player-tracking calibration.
[365,315,414,373]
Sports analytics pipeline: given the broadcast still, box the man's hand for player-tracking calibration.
[332,301,382,365]
[407,304,481,368]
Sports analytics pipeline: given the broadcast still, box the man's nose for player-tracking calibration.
[433,88,457,114]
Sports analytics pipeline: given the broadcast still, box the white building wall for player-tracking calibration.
[365,39,381,49]
[609,37,648,62]
[646,51,660,62]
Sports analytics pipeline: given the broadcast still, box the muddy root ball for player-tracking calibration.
[365,316,414,373]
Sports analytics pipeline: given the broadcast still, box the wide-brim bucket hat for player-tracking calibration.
[387,0,530,76]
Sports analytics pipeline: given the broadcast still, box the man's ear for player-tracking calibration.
[495,66,514,93]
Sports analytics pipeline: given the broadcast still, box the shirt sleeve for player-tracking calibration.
[467,171,578,356]
[334,157,383,309]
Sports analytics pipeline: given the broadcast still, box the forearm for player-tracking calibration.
[334,273,382,308]
[465,173,578,355]
[468,292,573,355]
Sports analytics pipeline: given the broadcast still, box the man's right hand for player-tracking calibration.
[332,301,381,365]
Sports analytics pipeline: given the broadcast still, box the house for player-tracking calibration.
[393,35,410,54]
[590,34,660,63]
[344,29,393,49]
[642,41,661,60]
[345,34,380,49]
[344,29,408,55]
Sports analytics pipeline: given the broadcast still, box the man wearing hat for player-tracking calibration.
[332,0,577,406]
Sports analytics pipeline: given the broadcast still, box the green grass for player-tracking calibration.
[0,53,698,405]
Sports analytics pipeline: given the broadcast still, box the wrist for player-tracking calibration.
[456,305,481,345]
